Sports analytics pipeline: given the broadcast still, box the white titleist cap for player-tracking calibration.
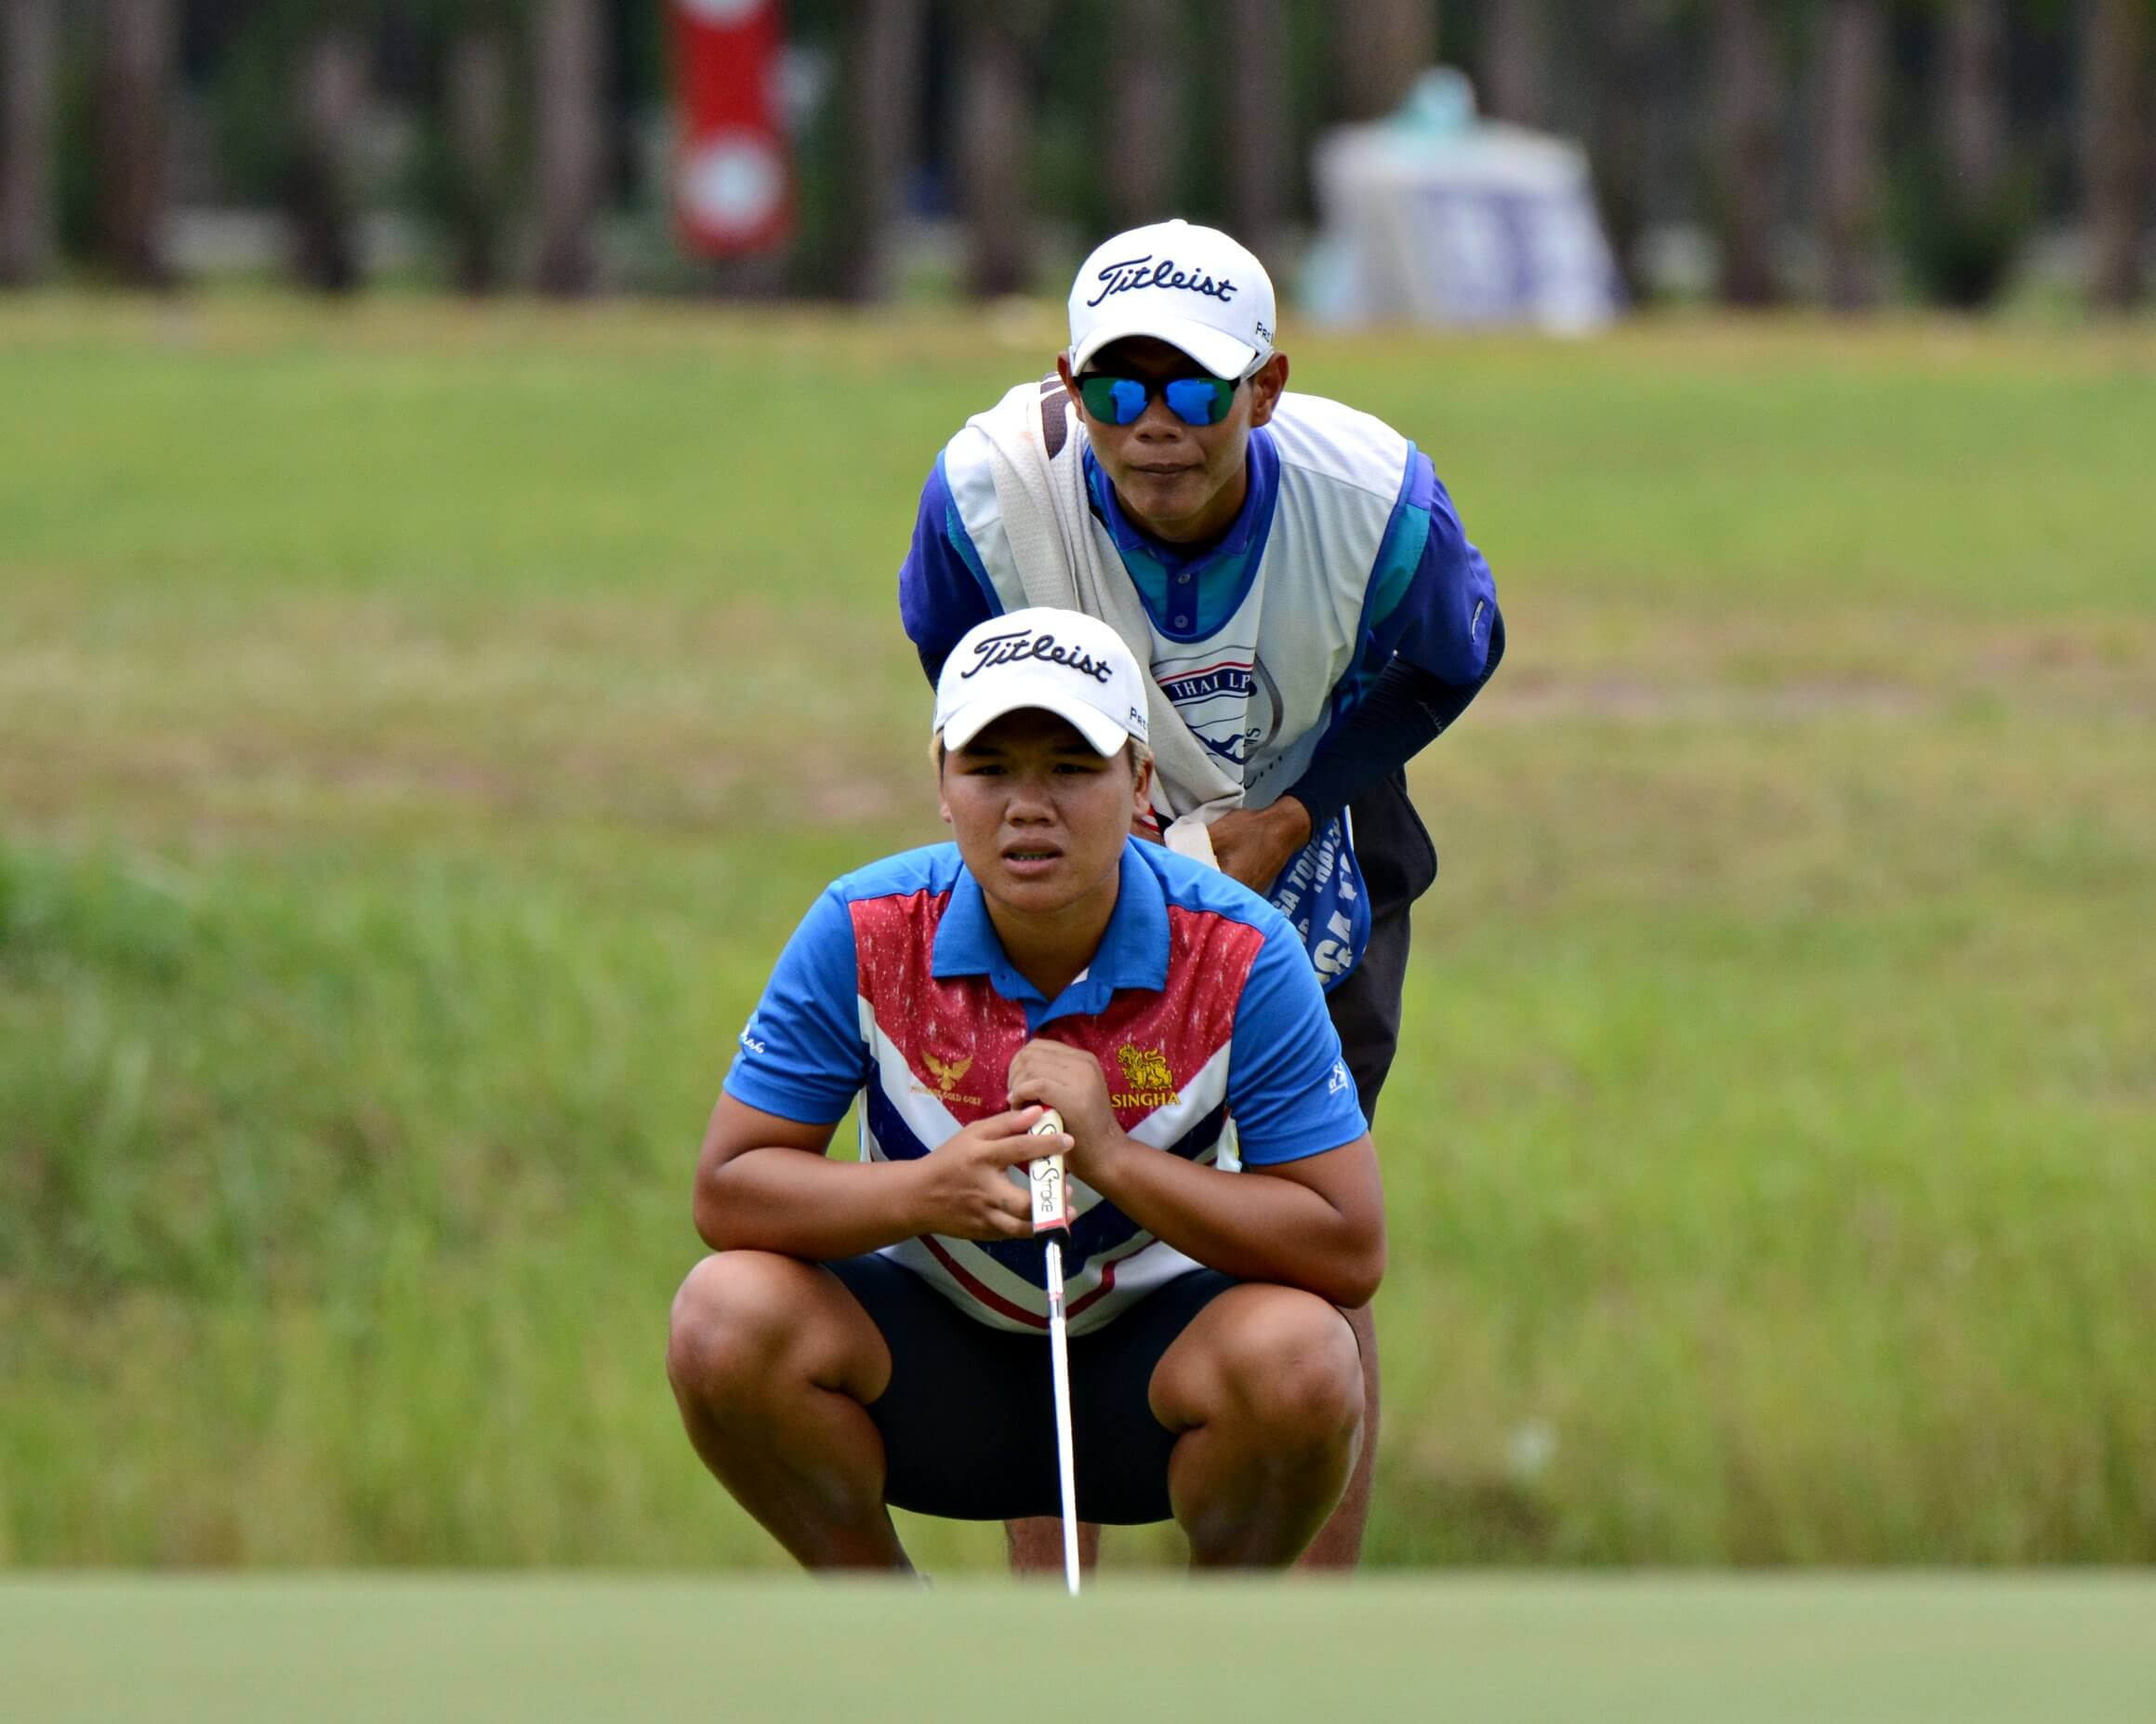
[934,608,1150,757]
[1067,219,1276,381]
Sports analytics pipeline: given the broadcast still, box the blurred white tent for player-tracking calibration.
[1303,70,1620,334]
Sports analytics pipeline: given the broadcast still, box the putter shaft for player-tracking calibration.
[1043,1236,1078,1595]
[1029,1108,1080,1596]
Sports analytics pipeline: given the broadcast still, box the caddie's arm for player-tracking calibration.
[1271,462,1506,843]
[897,449,999,684]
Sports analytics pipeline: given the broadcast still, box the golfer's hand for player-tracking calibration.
[1007,1041,1123,1178]
[1206,799,1312,895]
[913,1109,1052,1241]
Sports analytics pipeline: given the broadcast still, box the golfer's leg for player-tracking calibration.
[1004,1517,1103,1573]
[666,1251,906,1571]
[1295,1301,1379,1570]
[1150,1284,1363,1568]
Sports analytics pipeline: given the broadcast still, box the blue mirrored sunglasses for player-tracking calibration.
[1077,370,1242,428]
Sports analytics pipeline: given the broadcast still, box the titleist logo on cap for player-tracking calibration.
[1084,253,1238,309]
[960,630,1116,684]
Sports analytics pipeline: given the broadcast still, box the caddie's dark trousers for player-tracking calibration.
[1328,768,1438,1133]
[1328,901,1410,1132]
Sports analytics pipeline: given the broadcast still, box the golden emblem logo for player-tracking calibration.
[925,1051,972,1090]
[1112,1044,1179,1108]
[920,1051,982,1106]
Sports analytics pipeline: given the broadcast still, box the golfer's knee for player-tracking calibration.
[1221,1298,1363,1452]
[666,1252,800,1400]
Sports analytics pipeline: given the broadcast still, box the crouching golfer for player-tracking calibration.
[667,608,1383,1570]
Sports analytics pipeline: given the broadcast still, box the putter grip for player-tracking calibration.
[1027,1110,1072,1239]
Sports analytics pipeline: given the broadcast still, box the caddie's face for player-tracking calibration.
[1058,338,1290,545]
[938,709,1152,917]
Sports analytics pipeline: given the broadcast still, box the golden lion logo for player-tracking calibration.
[1118,1045,1173,1091]
[1112,1044,1178,1108]
[924,1052,973,1094]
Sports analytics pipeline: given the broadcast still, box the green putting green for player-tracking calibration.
[4,1574,2152,1722]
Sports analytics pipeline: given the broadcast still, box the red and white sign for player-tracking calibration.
[670,0,791,257]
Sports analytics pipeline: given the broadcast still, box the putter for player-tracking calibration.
[1027,1108,1080,1596]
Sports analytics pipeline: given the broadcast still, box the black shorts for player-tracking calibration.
[822,1252,1236,1525]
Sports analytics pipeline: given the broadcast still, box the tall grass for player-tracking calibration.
[2,298,2151,1567]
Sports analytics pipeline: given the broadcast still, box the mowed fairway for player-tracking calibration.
[3,1574,2153,1723]
[1,298,2152,1573]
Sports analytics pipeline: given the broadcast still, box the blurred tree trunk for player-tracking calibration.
[1481,0,1547,127]
[1224,0,1287,260]
[833,0,925,302]
[956,1,1044,298]
[1106,0,1182,227]
[289,29,366,293]
[446,23,515,296]
[1336,0,1437,123]
[1818,0,1886,312]
[1584,0,1660,302]
[533,0,605,297]
[2083,0,2150,309]
[0,0,58,284]
[95,0,177,285]
[1711,0,1779,306]
[1938,0,2008,206]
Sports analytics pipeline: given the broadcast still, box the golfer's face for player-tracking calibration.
[940,710,1145,911]
[1064,338,1275,538]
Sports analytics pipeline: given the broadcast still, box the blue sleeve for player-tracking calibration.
[721,885,869,1125]
[897,451,1001,683]
[1225,922,1371,1163]
[1283,613,1503,832]
[1369,452,1498,686]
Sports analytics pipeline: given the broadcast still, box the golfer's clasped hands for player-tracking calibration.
[904,1110,1052,1241]
[906,1042,1123,1242]
[1007,1040,1124,1178]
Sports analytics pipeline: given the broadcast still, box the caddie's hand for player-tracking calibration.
[1206,798,1313,895]
[911,1108,1056,1242]
[1006,1040,1123,1176]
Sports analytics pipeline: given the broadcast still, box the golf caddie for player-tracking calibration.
[897,219,1505,1567]
[667,608,1382,1571]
